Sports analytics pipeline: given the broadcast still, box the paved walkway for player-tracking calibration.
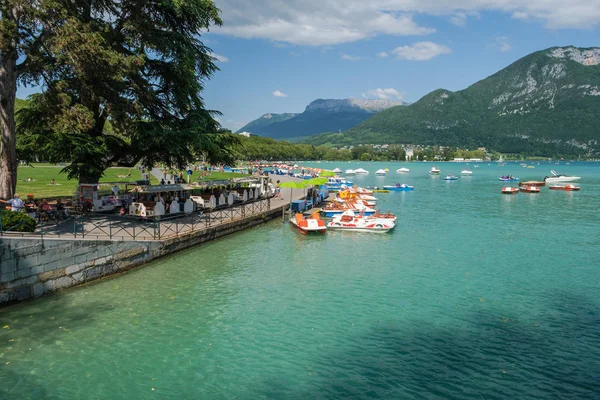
[3,174,309,241]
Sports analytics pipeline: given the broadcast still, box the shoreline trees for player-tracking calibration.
[1,0,233,199]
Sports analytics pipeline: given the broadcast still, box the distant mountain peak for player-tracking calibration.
[548,46,600,66]
[305,46,600,157]
[305,98,404,113]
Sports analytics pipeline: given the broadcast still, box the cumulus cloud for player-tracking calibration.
[272,90,288,97]
[340,53,362,61]
[210,53,229,62]
[490,36,512,52]
[361,88,403,100]
[391,41,452,61]
[376,52,389,58]
[212,1,600,46]
[450,11,480,27]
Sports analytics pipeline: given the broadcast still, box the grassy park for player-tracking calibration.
[15,165,250,199]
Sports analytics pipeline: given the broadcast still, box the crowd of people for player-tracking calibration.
[3,193,69,221]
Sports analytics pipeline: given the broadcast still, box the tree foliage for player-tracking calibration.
[3,0,230,187]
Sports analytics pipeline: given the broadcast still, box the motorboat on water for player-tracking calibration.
[501,186,519,194]
[321,199,376,217]
[430,166,441,175]
[461,169,473,175]
[383,184,414,191]
[354,168,369,175]
[333,168,342,173]
[520,181,545,187]
[544,170,581,183]
[375,169,386,176]
[499,175,519,182]
[520,185,540,193]
[325,177,353,189]
[289,212,327,235]
[549,184,580,191]
[345,169,356,175]
[443,175,458,180]
[337,189,377,201]
[354,187,374,195]
[396,167,410,173]
[367,210,398,223]
[327,210,395,233]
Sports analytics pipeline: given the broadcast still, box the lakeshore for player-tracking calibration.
[0,173,306,305]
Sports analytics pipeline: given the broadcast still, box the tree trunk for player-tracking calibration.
[0,6,19,200]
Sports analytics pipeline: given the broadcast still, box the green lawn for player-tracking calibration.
[16,166,158,199]
[15,166,248,199]
[190,171,249,182]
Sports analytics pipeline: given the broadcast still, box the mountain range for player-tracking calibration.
[305,46,600,157]
[236,98,404,140]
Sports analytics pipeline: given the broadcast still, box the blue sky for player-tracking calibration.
[17,0,600,131]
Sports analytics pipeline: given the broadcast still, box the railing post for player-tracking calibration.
[81,215,85,238]
[133,219,136,240]
[109,218,112,239]
[0,213,3,236]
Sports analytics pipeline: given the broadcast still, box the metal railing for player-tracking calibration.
[0,198,273,241]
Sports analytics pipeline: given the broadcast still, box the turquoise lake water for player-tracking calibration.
[1,161,600,399]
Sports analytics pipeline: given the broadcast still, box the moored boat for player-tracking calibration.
[501,186,519,194]
[549,184,580,191]
[396,167,410,173]
[461,169,473,175]
[354,168,369,175]
[333,168,342,173]
[345,169,356,175]
[321,199,376,217]
[520,185,540,193]
[544,170,581,183]
[520,181,545,187]
[430,166,440,175]
[289,212,327,235]
[375,169,386,176]
[327,210,395,233]
[383,184,414,191]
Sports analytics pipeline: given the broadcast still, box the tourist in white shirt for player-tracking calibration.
[7,193,24,212]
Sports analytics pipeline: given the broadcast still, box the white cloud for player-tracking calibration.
[340,53,362,61]
[490,36,512,52]
[391,41,451,61]
[376,52,389,58]
[212,1,600,46]
[512,11,529,20]
[210,53,229,62]
[361,88,403,100]
[450,11,480,27]
[272,90,288,97]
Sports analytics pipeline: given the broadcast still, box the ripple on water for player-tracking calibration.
[1,163,600,399]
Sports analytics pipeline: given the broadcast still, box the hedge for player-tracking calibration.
[0,210,37,232]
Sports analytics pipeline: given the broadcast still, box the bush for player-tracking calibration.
[0,210,37,232]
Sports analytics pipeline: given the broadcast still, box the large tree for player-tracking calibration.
[0,0,234,198]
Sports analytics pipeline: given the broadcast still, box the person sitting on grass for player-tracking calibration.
[50,179,56,185]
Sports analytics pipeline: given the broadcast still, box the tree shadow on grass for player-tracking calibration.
[258,291,600,399]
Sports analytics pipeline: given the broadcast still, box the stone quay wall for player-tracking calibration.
[0,207,284,305]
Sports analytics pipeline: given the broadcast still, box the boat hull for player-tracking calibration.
[327,226,392,233]
[545,177,580,183]
[383,185,414,191]
[549,185,580,191]
[323,210,376,218]
[289,215,327,235]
